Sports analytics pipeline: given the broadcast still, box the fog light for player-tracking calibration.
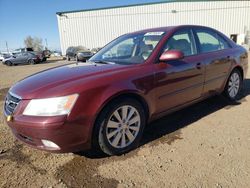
[41,139,60,149]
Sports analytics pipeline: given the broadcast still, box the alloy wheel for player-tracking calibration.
[228,72,240,98]
[105,105,141,149]
[29,59,35,65]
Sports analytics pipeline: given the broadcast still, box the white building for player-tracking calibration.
[56,0,250,55]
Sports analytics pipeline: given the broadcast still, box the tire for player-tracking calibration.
[93,98,146,155]
[28,59,35,65]
[224,69,243,101]
[6,61,12,66]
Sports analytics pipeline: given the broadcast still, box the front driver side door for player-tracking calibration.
[12,53,23,64]
[154,28,205,114]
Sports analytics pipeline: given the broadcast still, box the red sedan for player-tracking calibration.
[4,25,248,155]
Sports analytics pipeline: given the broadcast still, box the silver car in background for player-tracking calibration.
[0,53,12,61]
[3,52,42,66]
[76,51,93,62]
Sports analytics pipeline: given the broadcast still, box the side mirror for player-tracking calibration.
[12,56,16,58]
[159,50,184,62]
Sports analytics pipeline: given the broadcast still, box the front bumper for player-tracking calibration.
[3,111,93,153]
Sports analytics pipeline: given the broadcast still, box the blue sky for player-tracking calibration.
[0,0,166,52]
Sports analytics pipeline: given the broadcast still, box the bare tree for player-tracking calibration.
[24,36,43,51]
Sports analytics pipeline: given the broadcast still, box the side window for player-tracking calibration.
[163,30,196,56]
[217,35,231,50]
[195,29,229,53]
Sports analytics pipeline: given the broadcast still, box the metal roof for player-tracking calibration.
[56,0,225,15]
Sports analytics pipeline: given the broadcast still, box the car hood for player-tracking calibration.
[3,56,14,61]
[10,62,132,99]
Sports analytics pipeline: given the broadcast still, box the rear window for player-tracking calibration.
[217,35,231,49]
[196,31,220,53]
[195,29,230,53]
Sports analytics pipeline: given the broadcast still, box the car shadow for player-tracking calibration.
[76,79,250,158]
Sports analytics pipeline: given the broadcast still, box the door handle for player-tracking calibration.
[196,62,202,69]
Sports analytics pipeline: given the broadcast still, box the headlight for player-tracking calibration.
[23,94,78,116]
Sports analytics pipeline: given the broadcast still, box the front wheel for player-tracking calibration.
[6,61,12,66]
[224,69,243,101]
[94,98,146,155]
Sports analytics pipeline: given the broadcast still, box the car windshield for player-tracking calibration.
[89,32,165,64]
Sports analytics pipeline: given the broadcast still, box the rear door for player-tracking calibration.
[21,52,29,63]
[193,28,232,95]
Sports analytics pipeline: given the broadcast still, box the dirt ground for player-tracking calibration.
[0,59,249,188]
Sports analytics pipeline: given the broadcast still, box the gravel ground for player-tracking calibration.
[0,59,249,188]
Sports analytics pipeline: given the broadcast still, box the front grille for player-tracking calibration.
[4,92,22,115]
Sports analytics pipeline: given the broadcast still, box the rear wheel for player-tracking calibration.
[224,69,243,101]
[94,98,146,155]
[28,59,35,65]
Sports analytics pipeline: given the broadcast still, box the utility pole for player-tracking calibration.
[45,38,48,50]
[5,41,9,53]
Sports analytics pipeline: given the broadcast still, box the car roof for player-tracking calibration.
[130,25,215,34]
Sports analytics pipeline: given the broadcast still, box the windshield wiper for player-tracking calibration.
[90,60,116,65]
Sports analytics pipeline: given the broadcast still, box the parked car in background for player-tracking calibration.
[3,25,248,155]
[50,51,62,57]
[0,54,4,61]
[66,46,92,61]
[0,52,12,61]
[76,51,93,62]
[91,47,102,54]
[36,51,47,62]
[42,50,51,58]
[3,51,42,66]
[0,53,7,61]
